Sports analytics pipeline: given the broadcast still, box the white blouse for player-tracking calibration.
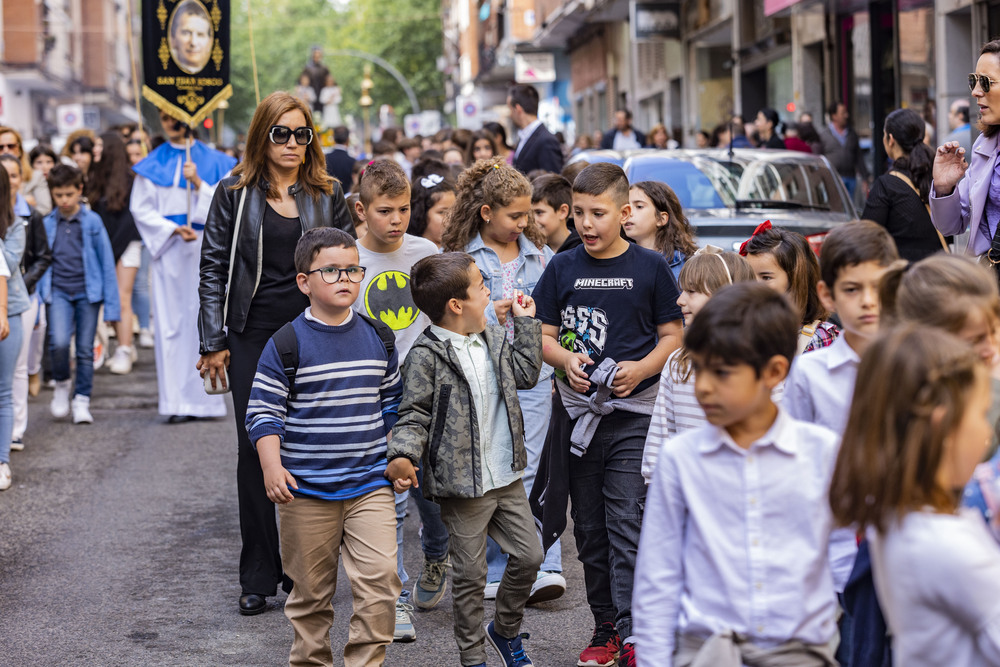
[869,509,1000,667]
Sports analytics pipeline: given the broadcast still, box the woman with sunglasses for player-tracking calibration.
[197,90,353,617]
[0,127,33,197]
[932,39,1000,264]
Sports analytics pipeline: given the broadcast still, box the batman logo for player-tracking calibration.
[364,270,420,331]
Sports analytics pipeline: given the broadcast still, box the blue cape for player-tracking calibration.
[132,140,237,189]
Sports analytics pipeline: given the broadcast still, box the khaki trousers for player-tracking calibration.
[438,479,544,666]
[674,631,839,667]
[279,487,400,667]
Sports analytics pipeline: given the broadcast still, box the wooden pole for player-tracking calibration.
[185,136,192,227]
[247,0,261,106]
[124,0,147,157]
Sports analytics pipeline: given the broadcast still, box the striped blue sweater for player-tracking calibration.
[246,312,403,501]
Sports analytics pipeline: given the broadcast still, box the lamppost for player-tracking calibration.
[359,64,374,157]
[216,99,229,145]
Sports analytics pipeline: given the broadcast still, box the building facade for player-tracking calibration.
[443,0,981,177]
[0,0,138,143]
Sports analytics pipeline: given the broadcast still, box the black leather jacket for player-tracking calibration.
[198,176,353,354]
[23,209,53,294]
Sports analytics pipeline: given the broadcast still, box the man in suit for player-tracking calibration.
[600,109,646,150]
[325,126,355,192]
[509,84,564,175]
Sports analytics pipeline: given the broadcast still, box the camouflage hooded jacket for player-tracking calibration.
[389,316,543,500]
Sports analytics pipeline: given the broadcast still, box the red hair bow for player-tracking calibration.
[738,220,772,256]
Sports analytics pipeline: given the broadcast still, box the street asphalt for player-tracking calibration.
[0,346,598,666]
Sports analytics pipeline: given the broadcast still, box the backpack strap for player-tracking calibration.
[271,321,299,389]
[357,312,396,359]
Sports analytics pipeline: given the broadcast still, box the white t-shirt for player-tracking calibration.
[869,509,1000,667]
[354,234,439,360]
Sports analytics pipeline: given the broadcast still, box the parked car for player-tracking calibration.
[571,148,858,252]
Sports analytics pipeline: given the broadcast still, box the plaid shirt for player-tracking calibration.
[803,321,840,354]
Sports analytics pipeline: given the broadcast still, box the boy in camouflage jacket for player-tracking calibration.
[387,252,543,667]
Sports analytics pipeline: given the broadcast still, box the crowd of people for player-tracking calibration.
[6,38,1000,667]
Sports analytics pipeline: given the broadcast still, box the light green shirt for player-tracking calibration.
[429,324,519,492]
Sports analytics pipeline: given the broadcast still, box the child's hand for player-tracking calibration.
[0,315,9,341]
[564,352,593,393]
[510,290,536,318]
[493,299,513,325]
[611,360,645,398]
[386,457,419,494]
[173,226,198,242]
[262,464,298,504]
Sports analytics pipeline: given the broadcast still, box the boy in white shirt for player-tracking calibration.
[633,282,840,667]
[782,220,900,663]
[783,221,900,435]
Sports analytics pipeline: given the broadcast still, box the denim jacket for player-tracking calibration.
[38,204,121,321]
[466,232,554,379]
[5,196,32,316]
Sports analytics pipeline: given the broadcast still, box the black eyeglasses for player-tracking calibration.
[969,73,1000,94]
[307,266,366,284]
[269,125,313,146]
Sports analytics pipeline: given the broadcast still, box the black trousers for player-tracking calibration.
[229,325,284,596]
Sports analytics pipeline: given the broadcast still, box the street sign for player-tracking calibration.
[57,103,85,135]
[515,52,556,84]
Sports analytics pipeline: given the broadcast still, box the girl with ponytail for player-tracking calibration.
[862,107,951,261]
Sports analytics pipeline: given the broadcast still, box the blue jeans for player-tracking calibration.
[132,245,151,330]
[487,377,562,581]
[412,466,451,561]
[568,410,650,640]
[0,316,23,464]
[48,290,102,397]
[395,490,409,594]
[842,176,857,200]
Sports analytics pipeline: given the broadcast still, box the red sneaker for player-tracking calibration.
[577,622,621,667]
[618,642,636,667]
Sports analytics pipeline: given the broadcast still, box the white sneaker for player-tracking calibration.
[393,601,416,642]
[50,380,72,418]
[10,437,23,452]
[138,329,155,348]
[484,580,501,600]
[527,570,567,604]
[72,394,93,424]
[109,346,133,375]
[0,462,10,490]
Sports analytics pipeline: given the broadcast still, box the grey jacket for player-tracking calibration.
[389,316,542,500]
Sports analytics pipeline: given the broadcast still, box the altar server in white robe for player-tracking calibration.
[130,110,237,422]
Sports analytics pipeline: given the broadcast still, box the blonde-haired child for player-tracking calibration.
[830,326,1000,666]
[641,247,756,481]
[444,156,565,603]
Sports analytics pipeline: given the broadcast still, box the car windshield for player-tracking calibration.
[626,155,850,213]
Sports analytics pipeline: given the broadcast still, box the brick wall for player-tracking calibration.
[81,0,107,89]
[2,0,41,65]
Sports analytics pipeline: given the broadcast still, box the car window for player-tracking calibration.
[625,154,851,213]
[626,160,728,209]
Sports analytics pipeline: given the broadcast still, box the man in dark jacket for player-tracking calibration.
[600,109,646,150]
[818,101,869,199]
[509,84,564,175]
[324,126,354,191]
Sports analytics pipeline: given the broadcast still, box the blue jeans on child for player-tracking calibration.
[0,317,24,465]
[132,245,151,330]
[412,466,450,561]
[48,290,102,397]
[569,409,649,640]
[487,377,562,580]
[395,490,410,597]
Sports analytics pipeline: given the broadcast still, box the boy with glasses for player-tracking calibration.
[245,226,403,667]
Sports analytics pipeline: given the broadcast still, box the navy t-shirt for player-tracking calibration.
[533,243,682,395]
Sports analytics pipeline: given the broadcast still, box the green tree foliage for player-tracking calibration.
[225,0,444,133]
